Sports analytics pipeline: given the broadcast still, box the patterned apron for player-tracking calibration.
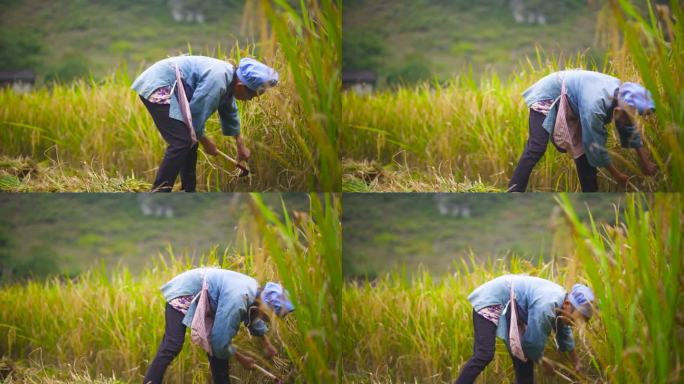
[509,282,527,362]
[552,80,584,159]
[174,64,198,144]
[190,276,214,355]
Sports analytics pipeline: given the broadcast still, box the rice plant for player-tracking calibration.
[557,192,682,383]
[605,0,684,192]
[247,0,342,191]
[251,192,342,383]
[340,193,683,383]
[341,1,682,192]
[0,193,341,384]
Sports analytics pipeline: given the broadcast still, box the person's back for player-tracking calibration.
[132,56,233,100]
[161,267,257,304]
[468,274,565,313]
[455,275,594,384]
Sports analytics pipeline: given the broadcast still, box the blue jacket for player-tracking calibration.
[131,56,240,138]
[160,268,267,359]
[522,70,642,168]
[468,275,575,362]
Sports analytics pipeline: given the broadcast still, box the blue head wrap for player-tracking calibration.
[618,82,655,114]
[568,284,595,319]
[260,282,294,317]
[236,58,279,93]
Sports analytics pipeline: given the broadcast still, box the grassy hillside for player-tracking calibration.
[0,0,247,81]
[342,193,625,277]
[343,0,605,83]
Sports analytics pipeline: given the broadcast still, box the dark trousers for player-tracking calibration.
[141,97,198,192]
[143,303,230,384]
[454,310,534,384]
[508,109,598,192]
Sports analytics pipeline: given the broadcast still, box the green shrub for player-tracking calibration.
[0,29,44,70]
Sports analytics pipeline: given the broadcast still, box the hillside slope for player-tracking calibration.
[342,193,625,277]
[0,0,247,81]
[343,0,606,84]
[0,193,308,279]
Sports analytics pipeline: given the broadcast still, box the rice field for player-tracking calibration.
[0,0,341,192]
[341,1,684,192]
[0,193,342,384]
[341,193,683,383]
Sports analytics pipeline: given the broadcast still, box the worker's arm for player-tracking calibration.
[555,320,580,370]
[615,116,657,176]
[199,136,219,156]
[197,133,249,162]
[217,96,240,136]
[188,71,224,139]
[233,349,255,370]
[217,97,250,162]
[567,348,581,371]
[635,147,657,176]
[234,134,250,162]
[521,305,554,363]
[540,357,556,376]
[579,103,612,170]
[579,99,636,187]
[261,334,278,359]
[606,163,630,188]
[540,350,580,376]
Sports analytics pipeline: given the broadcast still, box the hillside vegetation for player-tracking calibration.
[342,193,623,277]
[0,0,246,81]
[343,0,604,84]
[0,193,308,281]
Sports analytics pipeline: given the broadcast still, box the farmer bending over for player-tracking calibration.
[509,70,657,192]
[132,56,278,192]
[454,275,594,384]
[143,268,294,384]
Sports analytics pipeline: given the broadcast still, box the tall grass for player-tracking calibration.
[246,0,342,191]
[341,1,681,192]
[557,192,682,383]
[605,0,684,191]
[0,0,341,192]
[251,193,342,382]
[0,193,341,384]
[341,193,682,383]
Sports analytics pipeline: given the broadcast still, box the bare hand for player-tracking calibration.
[200,137,219,156]
[263,343,278,359]
[614,172,630,188]
[237,354,255,370]
[569,350,582,372]
[237,143,251,162]
[541,359,555,376]
[641,160,657,176]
